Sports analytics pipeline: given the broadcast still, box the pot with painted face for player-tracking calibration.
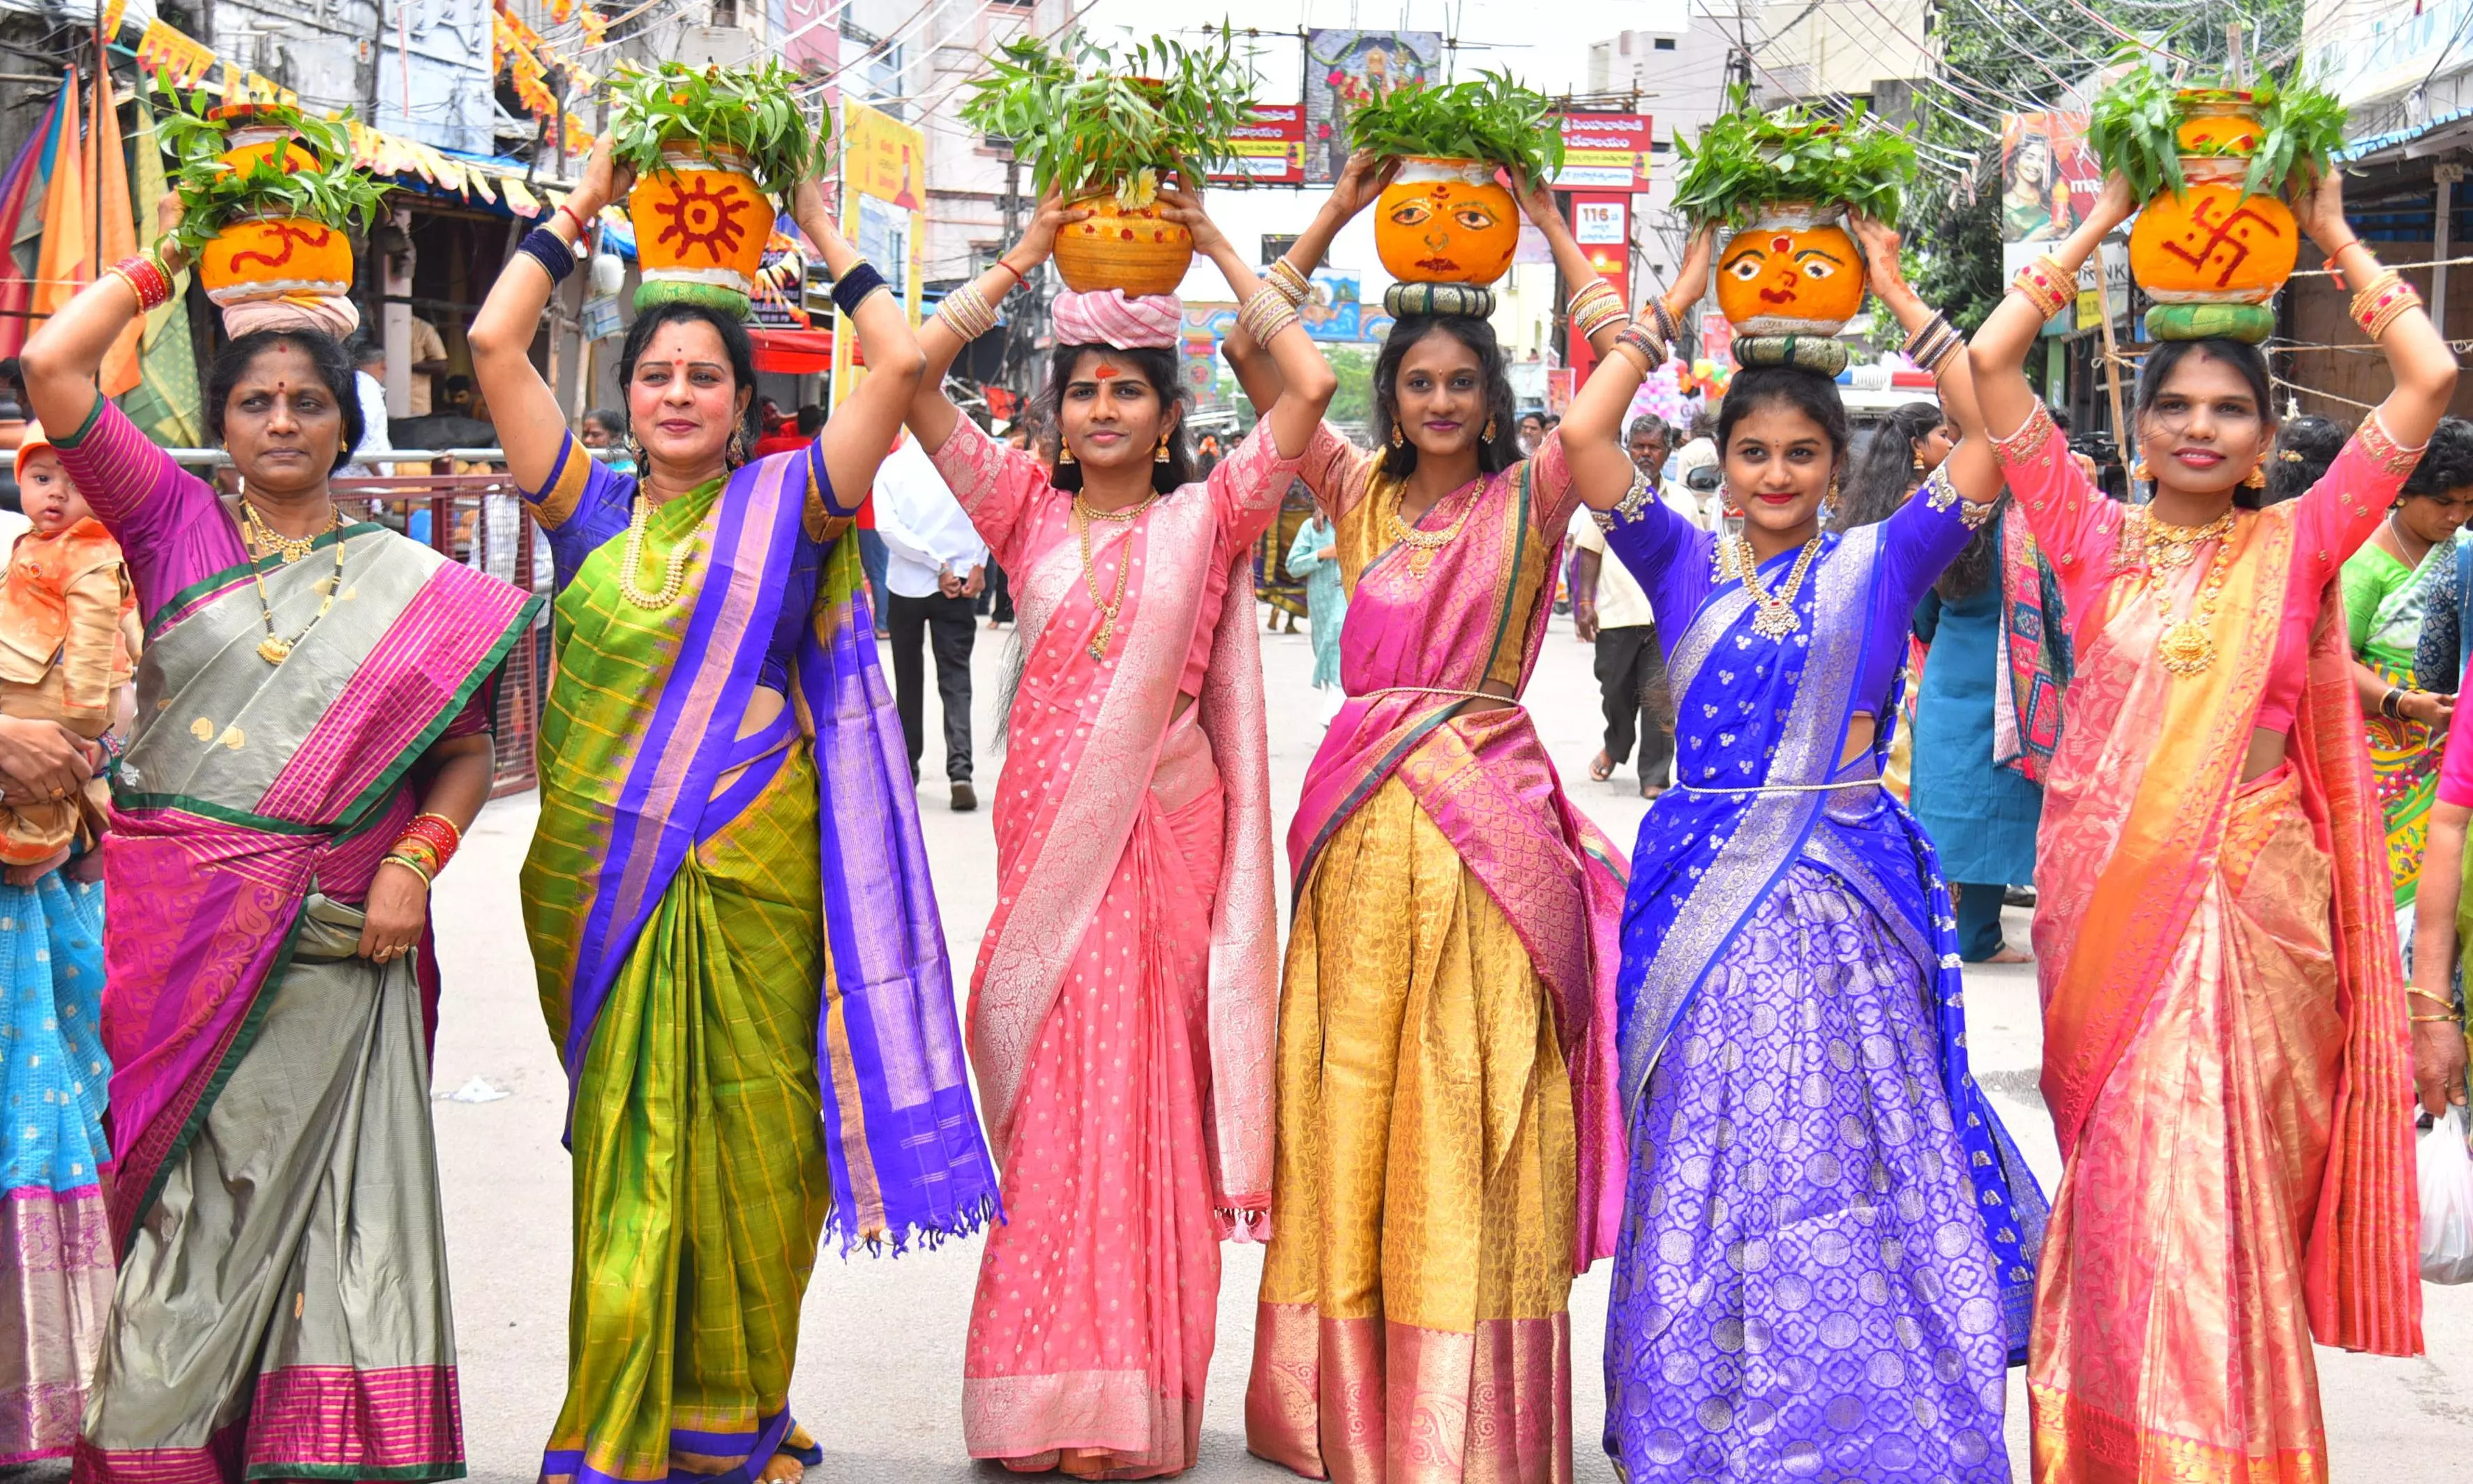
[2126,93,2299,340]
[628,142,773,315]
[1713,202,1867,336]
[1052,190,1194,298]
[1374,157,1520,287]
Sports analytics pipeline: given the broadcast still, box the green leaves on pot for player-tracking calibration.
[610,59,829,197]
[959,27,1254,203]
[2086,51,2349,202]
[1340,71,1565,189]
[1670,87,1915,229]
[153,86,392,262]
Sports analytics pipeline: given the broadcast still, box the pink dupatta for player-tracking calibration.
[929,417,1289,1225]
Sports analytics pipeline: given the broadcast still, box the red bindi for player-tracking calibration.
[1771,236,1791,252]
[1093,365,1120,380]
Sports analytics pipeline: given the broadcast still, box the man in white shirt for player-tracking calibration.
[1571,414,1675,796]
[343,339,395,482]
[874,429,989,812]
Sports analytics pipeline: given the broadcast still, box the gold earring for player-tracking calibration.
[1390,424,1404,448]
[1155,433,1171,464]
[1484,417,1498,441]
[1826,474,1842,511]
[2242,459,2268,489]
[1058,443,1076,466]
[2130,456,2149,481]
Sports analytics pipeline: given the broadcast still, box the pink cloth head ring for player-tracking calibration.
[1051,288,1182,351]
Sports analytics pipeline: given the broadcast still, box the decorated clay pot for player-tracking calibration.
[628,143,772,315]
[197,213,355,308]
[2129,91,2299,318]
[2174,91,2262,156]
[1713,202,1867,336]
[210,104,317,174]
[1052,192,1193,298]
[1373,157,1518,287]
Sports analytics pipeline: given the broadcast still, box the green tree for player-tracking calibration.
[1328,345,1375,427]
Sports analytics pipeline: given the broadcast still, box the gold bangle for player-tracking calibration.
[1266,256,1312,307]
[384,851,437,887]
[2410,987,2458,1008]
[2411,1012,2462,1024]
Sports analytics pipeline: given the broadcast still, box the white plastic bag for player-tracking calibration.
[2418,1106,2473,1285]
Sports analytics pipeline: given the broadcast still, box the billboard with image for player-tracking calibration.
[2000,111,2098,245]
[1302,29,1443,184]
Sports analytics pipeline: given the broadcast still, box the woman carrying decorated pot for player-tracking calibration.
[907,176,1330,1471]
[1217,100,1642,1469]
[471,77,998,1484]
[1969,62,2455,1475]
[1554,103,2046,1474]
[21,174,538,1480]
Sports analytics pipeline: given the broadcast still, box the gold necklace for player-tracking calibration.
[248,516,347,665]
[1383,479,1477,577]
[240,498,330,563]
[1074,491,1157,660]
[617,494,698,610]
[2130,507,2235,573]
[2140,509,2241,676]
[1722,533,1825,639]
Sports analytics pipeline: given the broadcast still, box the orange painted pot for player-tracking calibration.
[628,144,772,315]
[1053,193,1193,298]
[2128,154,2299,306]
[209,104,318,174]
[197,215,355,307]
[2174,91,2262,156]
[1713,203,1867,335]
[1373,158,1518,287]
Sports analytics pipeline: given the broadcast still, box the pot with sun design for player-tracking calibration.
[2126,93,2299,343]
[1712,203,1866,337]
[1052,181,1193,299]
[1373,158,1519,288]
[627,143,772,315]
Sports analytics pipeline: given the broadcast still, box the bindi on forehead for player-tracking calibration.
[1092,364,1120,380]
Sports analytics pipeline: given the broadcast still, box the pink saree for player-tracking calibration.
[1998,403,2422,1483]
[925,417,1293,1478]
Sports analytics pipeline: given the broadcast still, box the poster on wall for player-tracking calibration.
[1302,29,1441,184]
[1211,104,1307,186]
[2000,111,2097,245]
[834,100,926,401]
[1554,113,1653,192]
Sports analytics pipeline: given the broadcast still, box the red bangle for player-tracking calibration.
[991,259,1023,292]
[107,255,172,312]
[555,202,589,239]
[400,812,463,869]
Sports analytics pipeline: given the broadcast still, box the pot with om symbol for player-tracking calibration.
[194,107,357,319]
[628,143,772,315]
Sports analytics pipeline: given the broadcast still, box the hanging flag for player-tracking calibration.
[134,20,215,89]
[93,75,139,397]
[0,91,61,360]
[30,68,89,333]
[120,105,199,447]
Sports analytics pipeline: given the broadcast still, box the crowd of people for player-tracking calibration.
[0,126,2459,1484]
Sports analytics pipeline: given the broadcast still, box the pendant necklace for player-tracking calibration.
[1724,532,1824,639]
[1075,490,1157,660]
[1384,479,1476,577]
[2136,507,2239,676]
[241,503,347,665]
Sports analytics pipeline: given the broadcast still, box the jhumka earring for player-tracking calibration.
[623,436,645,471]
[1484,417,1498,441]
[1058,442,1076,465]
[2241,459,2268,489]
[1390,424,1405,448]
[2130,456,2150,482]
[1155,433,1171,464]
[726,427,749,469]
[1826,474,1842,513]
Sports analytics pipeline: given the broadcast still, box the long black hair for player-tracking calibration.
[1042,343,1196,495]
[1834,400,1944,533]
[2133,338,2276,510]
[206,327,365,473]
[1372,315,1521,482]
[615,301,761,457]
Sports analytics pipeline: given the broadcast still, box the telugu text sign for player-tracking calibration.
[1210,105,1305,186]
[1554,112,1652,192]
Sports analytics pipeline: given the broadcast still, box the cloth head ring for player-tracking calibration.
[1051,289,1182,350]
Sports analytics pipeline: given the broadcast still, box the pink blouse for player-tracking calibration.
[926,417,1302,697]
[1992,400,2423,733]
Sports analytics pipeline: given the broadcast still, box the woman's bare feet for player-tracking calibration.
[755,1453,806,1484]
[1987,943,2034,964]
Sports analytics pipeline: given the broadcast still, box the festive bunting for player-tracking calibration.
[93,75,138,397]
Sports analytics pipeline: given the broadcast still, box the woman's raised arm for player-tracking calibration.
[1561,225,1714,512]
[1220,151,1395,414]
[790,177,925,505]
[1160,187,1335,457]
[2292,168,2456,448]
[910,196,1081,455]
[1850,213,2000,506]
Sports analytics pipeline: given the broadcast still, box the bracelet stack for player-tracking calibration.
[2351,268,2423,341]
[1237,285,1300,345]
[2410,987,2462,1026]
[2382,685,2410,720]
[1610,319,1668,374]
[1904,311,1964,375]
[518,227,577,284]
[1265,256,1313,308]
[2010,254,2074,322]
[1567,280,1628,343]
[1648,296,1683,347]
[107,250,176,312]
[831,262,889,317]
[937,282,998,342]
[386,810,463,887]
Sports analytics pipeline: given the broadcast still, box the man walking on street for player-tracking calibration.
[875,428,986,811]
[1572,414,1675,798]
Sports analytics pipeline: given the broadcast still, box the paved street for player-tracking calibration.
[426,601,2473,1482]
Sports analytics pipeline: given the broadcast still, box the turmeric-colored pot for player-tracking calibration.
[1374,157,1519,287]
[2128,154,2299,306]
[197,215,355,307]
[209,104,318,174]
[1713,203,1867,335]
[628,144,772,315]
[1053,193,1194,299]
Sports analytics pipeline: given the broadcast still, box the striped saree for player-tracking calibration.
[520,437,995,1484]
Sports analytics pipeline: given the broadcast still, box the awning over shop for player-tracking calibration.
[751,326,834,374]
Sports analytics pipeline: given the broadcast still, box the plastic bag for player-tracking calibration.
[2418,1106,2473,1285]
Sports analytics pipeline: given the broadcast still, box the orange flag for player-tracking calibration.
[92,75,137,397]
[29,68,86,335]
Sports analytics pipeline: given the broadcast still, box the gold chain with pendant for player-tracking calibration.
[2135,507,2239,676]
[240,502,346,665]
[1383,479,1475,577]
[1721,532,1824,639]
[2127,506,2235,573]
[1074,491,1157,660]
